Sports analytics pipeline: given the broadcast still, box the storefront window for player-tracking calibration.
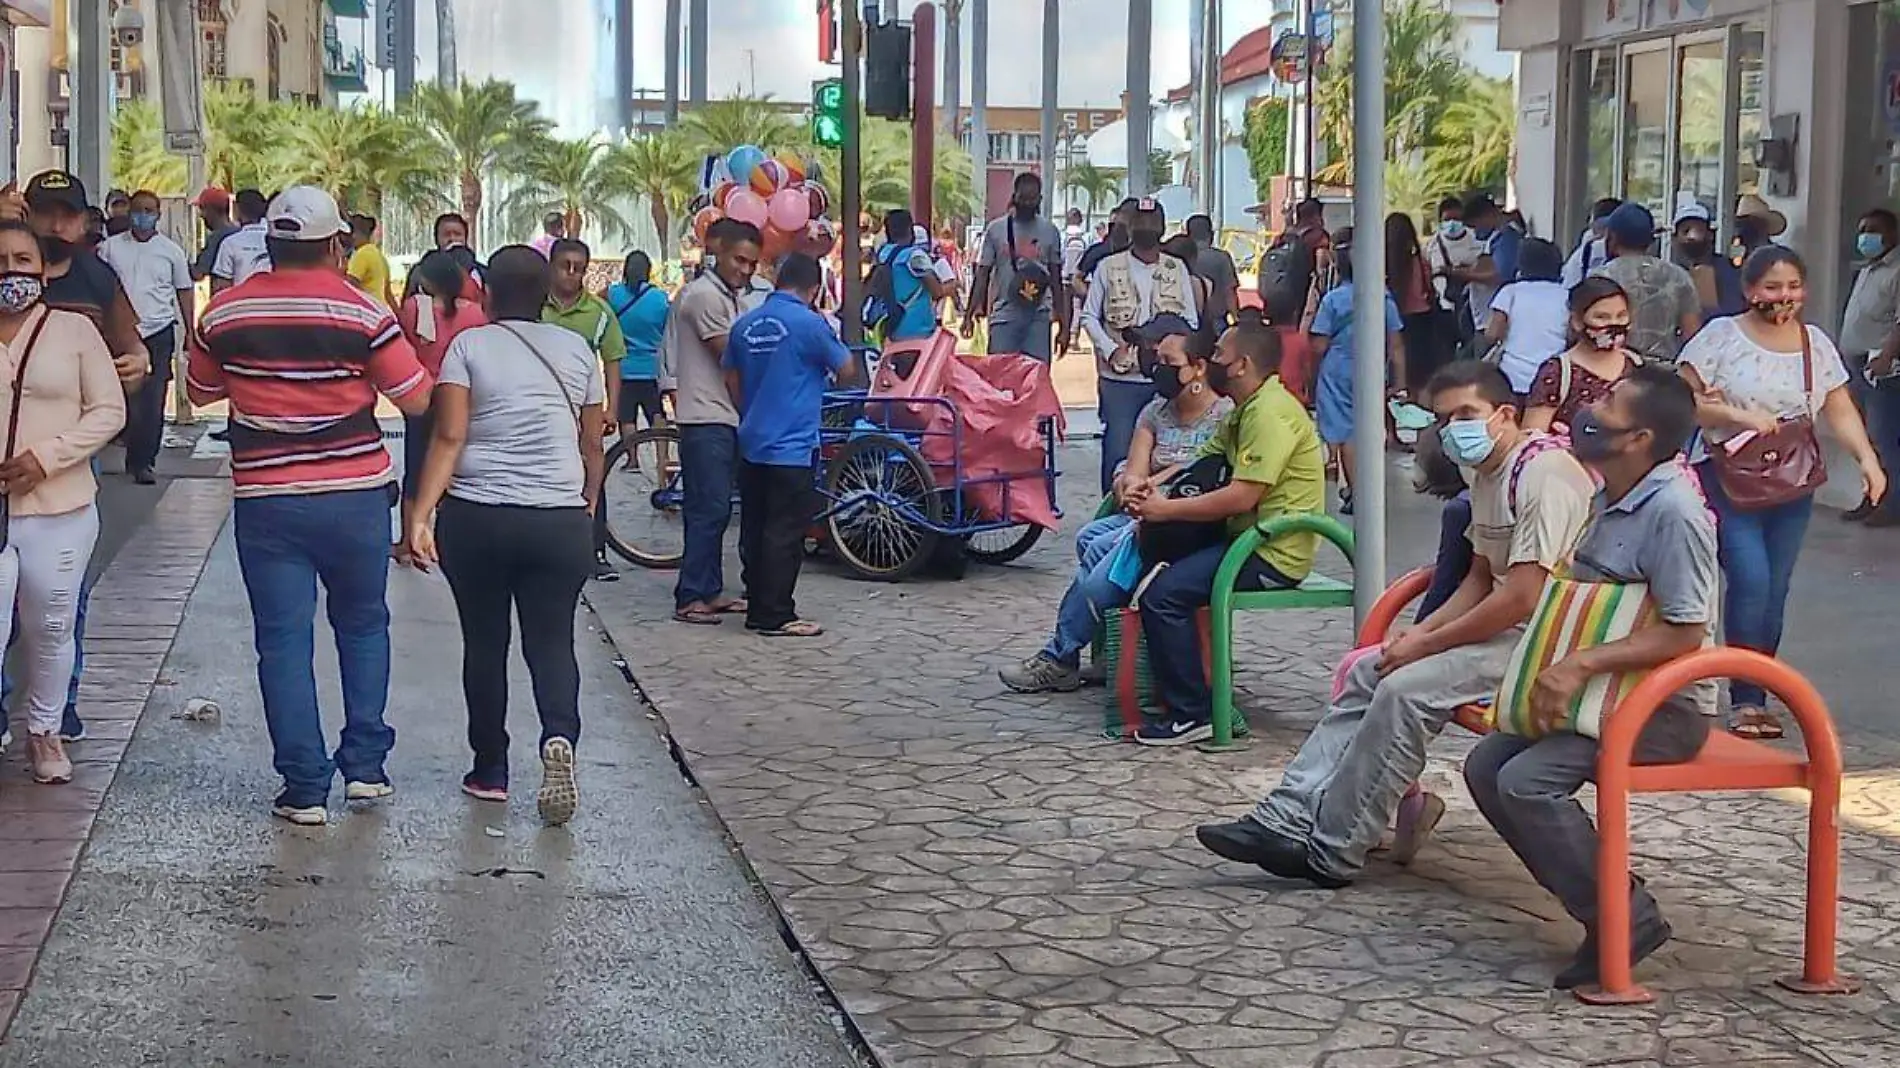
[1675,40,1726,218]
[1584,49,1620,203]
[1733,27,1765,199]
[1622,48,1671,219]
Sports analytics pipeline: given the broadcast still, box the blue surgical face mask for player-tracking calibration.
[1859,232,1887,259]
[130,211,159,234]
[1439,416,1498,467]
[1439,220,1467,240]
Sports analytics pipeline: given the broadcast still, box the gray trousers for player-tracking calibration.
[1251,631,1520,881]
[1463,708,1708,930]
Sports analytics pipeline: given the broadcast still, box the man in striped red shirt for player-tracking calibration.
[188,186,433,826]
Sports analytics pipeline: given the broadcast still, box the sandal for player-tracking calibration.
[752,619,825,638]
[710,598,748,615]
[672,606,722,626]
[1727,705,1785,740]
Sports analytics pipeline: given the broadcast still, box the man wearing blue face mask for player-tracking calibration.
[99,189,194,485]
[1839,208,1900,523]
[1196,360,1595,886]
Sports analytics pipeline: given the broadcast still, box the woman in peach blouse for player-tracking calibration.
[0,221,126,783]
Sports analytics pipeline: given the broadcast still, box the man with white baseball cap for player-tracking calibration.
[188,185,434,826]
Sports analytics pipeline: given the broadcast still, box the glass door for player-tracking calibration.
[1622,44,1674,221]
[1674,36,1727,221]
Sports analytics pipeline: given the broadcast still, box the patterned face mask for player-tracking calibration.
[1749,298,1802,324]
[0,273,43,315]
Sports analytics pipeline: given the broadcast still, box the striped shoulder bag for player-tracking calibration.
[1493,562,1657,739]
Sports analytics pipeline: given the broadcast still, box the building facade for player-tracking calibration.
[952,104,1124,219]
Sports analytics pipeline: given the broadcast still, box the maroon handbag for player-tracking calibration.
[1710,326,1829,511]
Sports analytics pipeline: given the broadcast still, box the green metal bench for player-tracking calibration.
[1086,498,1358,749]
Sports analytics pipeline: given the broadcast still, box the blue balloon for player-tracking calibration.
[726,145,767,187]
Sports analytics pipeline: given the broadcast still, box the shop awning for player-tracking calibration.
[326,0,369,18]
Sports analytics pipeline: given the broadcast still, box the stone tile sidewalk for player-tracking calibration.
[587,484,1900,1068]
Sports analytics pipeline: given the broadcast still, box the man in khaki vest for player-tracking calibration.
[1078,198,1201,493]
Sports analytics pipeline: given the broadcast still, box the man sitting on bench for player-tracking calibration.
[1196,360,1594,885]
[1466,364,1714,990]
[1123,320,1326,747]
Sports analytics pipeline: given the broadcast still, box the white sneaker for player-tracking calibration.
[345,780,394,801]
[2,726,13,750]
[537,737,578,826]
[271,802,328,826]
[28,734,71,784]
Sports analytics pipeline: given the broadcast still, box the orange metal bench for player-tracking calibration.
[1358,568,1858,1005]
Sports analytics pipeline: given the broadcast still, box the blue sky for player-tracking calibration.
[626,0,1259,109]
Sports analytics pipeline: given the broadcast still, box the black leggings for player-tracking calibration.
[435,496,593,779]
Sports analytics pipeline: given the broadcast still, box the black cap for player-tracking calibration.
[24,170,88,213]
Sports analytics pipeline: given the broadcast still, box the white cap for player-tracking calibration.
[265,185,348,242]
[1671,192,1712,227]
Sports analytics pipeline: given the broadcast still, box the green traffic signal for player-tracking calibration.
[811,78,845,148]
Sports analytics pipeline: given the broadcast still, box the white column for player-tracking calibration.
[1126,0,1152,196]
[1040,0,1057,193]
[971,0,988,209]
[1350,0,1385,626]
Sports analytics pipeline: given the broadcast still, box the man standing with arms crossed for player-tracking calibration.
[660,219,765,626]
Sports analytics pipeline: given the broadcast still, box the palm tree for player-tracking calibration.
[204,85,297,192]
[679,96,802,156]
[272,106,451,218]
[409,79,554,243]
[1314,0,1472,185]
[1062,161,1124,219]
[612,130,700,248]
[1427,75,1515,194]
[503,136,634,243]
[110,100,187,195]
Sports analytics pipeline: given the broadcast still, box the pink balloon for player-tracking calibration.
[726,189,769,228]
[767,187,812,232]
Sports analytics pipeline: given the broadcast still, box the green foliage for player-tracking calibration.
[681,96,803,157]
[408,79,554,240]
[806,116,977,225]
[1148,150,1174,189]
[1242,98,1290,198]
[501,136,633,244]
[270,107,450,218]
[613,129,701,249]
[1061,162,1125,218]
[110,100,187,196]
[1312,0,1516,213]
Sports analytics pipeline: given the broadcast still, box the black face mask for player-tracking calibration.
[1130,228,1163,252]
[1738,217,1767,244]
[1152,364,1185,398]
[1676,237,1711,261]
[1205,359,1234,395]
[1014,198,1041,218]
[36,235,74,265]
[1106,224,1130,253]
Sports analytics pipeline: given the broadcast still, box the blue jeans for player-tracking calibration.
[674,423,739,610]
[1418,494,1473,623]
[1042,514,1134,666]
[1097,379,1157,495]
[233,488,396,805]
[1137,542,1295,723]
[1700,463,1813,709]
[1869,382,1900,519]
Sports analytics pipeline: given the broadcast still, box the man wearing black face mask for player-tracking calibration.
[23,171,148,393]
[1080,199,1202,494]
[1465,364,1713,991]
[1076,198,1139,287]
[963,172,1069,362]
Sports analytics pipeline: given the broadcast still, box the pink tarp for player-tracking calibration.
[868,330,1066,531]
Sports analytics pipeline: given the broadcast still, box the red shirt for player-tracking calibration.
[188,268,431,498]
[398,277,489,376]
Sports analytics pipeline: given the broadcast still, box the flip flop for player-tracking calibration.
[753,619,824,638]
[1727,706,1785,740]
[672,607,722,626]
[711,598,749,615]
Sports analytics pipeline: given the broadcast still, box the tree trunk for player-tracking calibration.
[649,198,670,250]
[460,170,482,243]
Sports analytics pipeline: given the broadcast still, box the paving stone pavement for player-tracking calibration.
[586,453,1900,1068]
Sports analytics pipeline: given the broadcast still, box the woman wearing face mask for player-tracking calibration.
[1679,247,1887,739]
[999,328,1230,694]
[1524,276,1640,432]
[0,221,126,782]
[1309,229,1404,515]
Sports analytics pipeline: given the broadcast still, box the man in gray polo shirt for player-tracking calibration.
[961,171,1069,361]
[658,218,766,624]
[1463,363,1715,992]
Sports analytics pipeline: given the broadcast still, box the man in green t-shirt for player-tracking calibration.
[1124,320,1326,747]
[543,237,628,581]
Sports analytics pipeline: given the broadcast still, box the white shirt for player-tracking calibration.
[98,232,192,338]
[1840,249,1900,356]
[1078,252,1201,382]
[1679,318,1851,445]
[1426,231,1482,309]
[212,223,271,285]
[1489,280,1571,393]
[1561,233,1609,289]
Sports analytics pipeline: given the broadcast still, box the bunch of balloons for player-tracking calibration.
[689,144,838,263]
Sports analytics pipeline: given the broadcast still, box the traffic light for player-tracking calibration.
[811,78,845,148]
[864,20,912,120]
[817,0,838,63]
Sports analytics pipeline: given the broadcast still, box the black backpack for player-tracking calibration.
[1135,454,1234,565]
[1259,231,1316,324]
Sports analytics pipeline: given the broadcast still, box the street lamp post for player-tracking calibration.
[1349,0,1386,627]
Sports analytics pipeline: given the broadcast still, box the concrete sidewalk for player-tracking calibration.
[0,526,859,1067]
[584,445,1900,1068]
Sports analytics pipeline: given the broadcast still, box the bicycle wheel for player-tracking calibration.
[964,524,1044,565]
[602,427,687,569]
[823,434,943,581]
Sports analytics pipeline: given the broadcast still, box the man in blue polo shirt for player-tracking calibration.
[723,253,855,638]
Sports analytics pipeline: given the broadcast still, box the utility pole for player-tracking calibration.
[436,0,457,89]
[687,0,707,102]
[912,4,937,228]
[1125,0,1152,197]
[841,0,864,342]
[663,0,681,123]
[970,0,987,217]
[393,0,416,102]
[614,0,632,133]
[940,0,962,145]
[1039,0,1057,206]
[1349,0,1385,627]
[70,0,110,195]
[1197,0,1221,220]
[1300,0,1315,200]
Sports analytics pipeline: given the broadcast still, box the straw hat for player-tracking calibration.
[1736,193,1788,237]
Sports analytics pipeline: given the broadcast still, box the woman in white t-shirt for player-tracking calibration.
[1679,246,1887,740]
[404,245,606,825]
[1481,237,1569,395]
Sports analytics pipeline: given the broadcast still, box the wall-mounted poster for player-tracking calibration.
[1649,0,1715,30]
[1583,0,1643,40]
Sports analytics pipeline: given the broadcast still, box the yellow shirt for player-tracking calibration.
[1198,376,1327,580]
[347,242,394,308]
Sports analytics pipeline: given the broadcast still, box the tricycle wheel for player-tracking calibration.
[964,524,1044,565]
[824,434,942,581]
[602,428,687,569]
